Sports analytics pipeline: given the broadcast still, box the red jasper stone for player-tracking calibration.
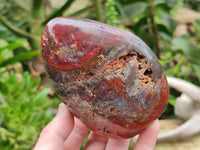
[41,17,169,138]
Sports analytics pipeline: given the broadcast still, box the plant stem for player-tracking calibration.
[43,0,75,25]
[30,0,46,50]
[31,0,45,20]
[94,0,103,22]
[148,0,160,58]
[69,5,93,17]
[0,14,39,41]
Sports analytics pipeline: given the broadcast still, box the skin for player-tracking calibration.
[34,103,160,150]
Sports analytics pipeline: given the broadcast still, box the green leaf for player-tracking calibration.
[0,41,24,52]
[159,13,177,33]
[124,2,147,20]
[171,34,200,65]
[154,0,165,6]
[166,0,180,7]
[0,50,40,68]
[0,127,15,140]
[34,88,51,101]
[0,40,8,47]
[168,94,176,106]
[165,55,186,77]
[192,64,200,82]
[115,1,126,18]
[193,17,200,36]
[31,76,41,91]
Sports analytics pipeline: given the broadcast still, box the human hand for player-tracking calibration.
[34,103,159,150]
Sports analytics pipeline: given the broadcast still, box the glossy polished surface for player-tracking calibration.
[41,17,169,138]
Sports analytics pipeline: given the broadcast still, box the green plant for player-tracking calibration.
[0,40,40,69]
[105,0,126,29]
[0,71,58,150]
[0,1,199,148]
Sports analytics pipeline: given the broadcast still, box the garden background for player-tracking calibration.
[0,0,200,149]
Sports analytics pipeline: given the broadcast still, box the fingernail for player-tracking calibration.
[57,103,68,116]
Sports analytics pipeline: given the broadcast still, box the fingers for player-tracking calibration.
[105,138,130,150]
[34,103,74,150]
[64,118,90,150]
[133,119,160,150]
[84,131,108,150]
[34,103,159,150]
[84,132,129,150]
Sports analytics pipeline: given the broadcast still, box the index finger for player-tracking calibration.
[34,103,74,150]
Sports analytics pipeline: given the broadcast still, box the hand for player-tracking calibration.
[34,103,159,150]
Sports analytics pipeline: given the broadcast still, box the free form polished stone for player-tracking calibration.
[41,17,169,138]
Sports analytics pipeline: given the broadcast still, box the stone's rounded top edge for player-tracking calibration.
[45,17,133,41]
[41,17,163,81]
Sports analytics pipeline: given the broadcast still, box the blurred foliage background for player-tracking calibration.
[0,0,200,149]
